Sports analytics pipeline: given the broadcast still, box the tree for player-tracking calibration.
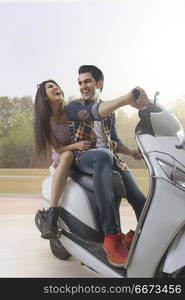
[0,96,35,168]
[0,97,14,137]
[116,108,146,168]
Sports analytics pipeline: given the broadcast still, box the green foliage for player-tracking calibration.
[0,97,13,137]
[116,109,146,168]
[0,96,35,168]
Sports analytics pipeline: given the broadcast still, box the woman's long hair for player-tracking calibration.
[34,79,59,156]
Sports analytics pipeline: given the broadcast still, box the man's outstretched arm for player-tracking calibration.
[66,87,150,122]
[98,88,150,118]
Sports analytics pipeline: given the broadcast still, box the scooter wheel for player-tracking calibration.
[50,238,71,260]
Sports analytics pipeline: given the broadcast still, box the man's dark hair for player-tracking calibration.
[78,65,104,91]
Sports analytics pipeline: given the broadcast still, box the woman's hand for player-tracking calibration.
[76,140,92,151]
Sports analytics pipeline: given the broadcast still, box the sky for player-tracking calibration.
[0,0,185,110]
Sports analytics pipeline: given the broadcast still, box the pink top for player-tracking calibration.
[50,120,71,166]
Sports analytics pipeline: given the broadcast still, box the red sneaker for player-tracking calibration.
[103,233,129,268]
[121,230,135,249]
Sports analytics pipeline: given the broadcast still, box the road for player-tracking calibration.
[0,194,136,278]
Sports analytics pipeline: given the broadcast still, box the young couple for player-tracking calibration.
[34,65,149,268]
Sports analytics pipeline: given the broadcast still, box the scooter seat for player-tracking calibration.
[70,168,127,198]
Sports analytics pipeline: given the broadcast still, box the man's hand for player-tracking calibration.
[118,145,143,160]
[128,87,150,110]
[130,149,143,160]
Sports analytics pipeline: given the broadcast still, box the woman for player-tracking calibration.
[34,80,91,239]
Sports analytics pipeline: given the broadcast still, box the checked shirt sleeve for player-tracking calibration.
[66,100,101,122]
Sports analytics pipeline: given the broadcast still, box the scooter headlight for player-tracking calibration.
[157,159,185,190]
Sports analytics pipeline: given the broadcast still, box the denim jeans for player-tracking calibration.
[75,148,146,234]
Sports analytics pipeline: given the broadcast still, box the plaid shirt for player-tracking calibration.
[67,99,125,168]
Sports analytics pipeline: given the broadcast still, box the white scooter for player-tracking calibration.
[35,91,185,278]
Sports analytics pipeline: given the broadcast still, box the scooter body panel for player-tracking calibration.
[42,176,97,230]
[60,235,123,278]
[150,106,183,138]
[163,226,185,273]
[127,134,185,277]
[127,179,185,277]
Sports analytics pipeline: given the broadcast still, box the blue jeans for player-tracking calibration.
[75,148,146,234]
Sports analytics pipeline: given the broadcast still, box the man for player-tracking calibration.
[66,65,149,268]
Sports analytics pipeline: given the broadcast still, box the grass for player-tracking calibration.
[0,169,50,194]
[0,169,50,176]
[0,168,149,195]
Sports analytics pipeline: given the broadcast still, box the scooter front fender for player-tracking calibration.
[163,226,185,274]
